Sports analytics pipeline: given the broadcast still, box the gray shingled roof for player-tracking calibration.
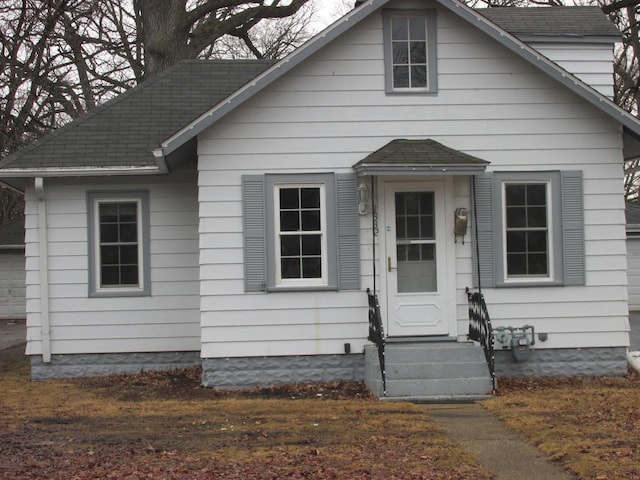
[353,139,490,176]
[479,6,620,39]
[0,216,25,248]
[0,60,274,171]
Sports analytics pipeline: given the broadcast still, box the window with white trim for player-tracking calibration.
[383,9,438,94]
[503,182,551,280]
[275,183,327,286]
[88,191,150,296]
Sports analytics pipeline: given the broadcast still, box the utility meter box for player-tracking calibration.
[510,334,531,362]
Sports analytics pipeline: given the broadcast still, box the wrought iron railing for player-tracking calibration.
[466,287,496,393]
[367,288,386,395]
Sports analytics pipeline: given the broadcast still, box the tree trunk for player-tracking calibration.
[136,0,193,78]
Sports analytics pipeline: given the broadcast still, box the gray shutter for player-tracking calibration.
[336,173,360,290]
[561,170,585,286]
[242,175,266,292]
[472,173,495,288]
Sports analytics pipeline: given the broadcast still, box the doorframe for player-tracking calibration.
[377,176,458,338]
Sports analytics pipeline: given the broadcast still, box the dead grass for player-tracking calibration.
[484,372,640,480]
[0,345,491,480]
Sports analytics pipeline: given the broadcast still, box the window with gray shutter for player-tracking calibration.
[472,171,584,287]
[242,173,360,292]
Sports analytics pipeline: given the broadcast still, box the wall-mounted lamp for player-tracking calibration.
[454,208,469,244]
[357,182,370,215]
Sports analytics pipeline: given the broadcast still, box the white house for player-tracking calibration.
[0,0,636,400]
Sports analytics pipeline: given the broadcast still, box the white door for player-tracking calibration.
[384,182,449,336]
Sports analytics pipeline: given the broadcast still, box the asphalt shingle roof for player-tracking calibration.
[0,60,275,171]
[354,139,490,167]
[479,6,620,39]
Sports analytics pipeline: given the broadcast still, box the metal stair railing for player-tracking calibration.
[466,287,496,393]
[366,288,386,395]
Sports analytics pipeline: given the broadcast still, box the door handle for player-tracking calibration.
[388,257,392,272]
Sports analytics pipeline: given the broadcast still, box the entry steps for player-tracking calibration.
[364,340,494,402]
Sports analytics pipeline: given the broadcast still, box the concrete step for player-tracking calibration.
[364,342,494,399]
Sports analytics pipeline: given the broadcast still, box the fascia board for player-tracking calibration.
[436,0,640,139]
[160,0,390,156]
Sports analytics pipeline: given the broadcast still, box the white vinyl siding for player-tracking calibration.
[23,172,200,356]
[199,1,627,358]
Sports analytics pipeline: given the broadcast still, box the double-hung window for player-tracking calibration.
[472,171,585,288]
[504,182,551,279]
[275,183,327,286]
[88,191,150,297]
[242,173,360,292]
[383,9,438,94]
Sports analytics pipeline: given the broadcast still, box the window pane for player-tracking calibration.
[393,66,409,88]
[507,231,526,252]
[118,203,137,222]
[279,188,299,209]
[527,206,547,228]
[101,266,120,286]
[528,254,548,275]
[281,258,301,279]
[120,266,139,285]
[397,244,407,262]
[405,193,419,214]
[527,231,547,252]
[411,66,427,88]
[393,42,408,64]
[506,207,526,228]
[99,204,119,223]
[507,254,527,275]
[120,245,138,264]
[410,42,426,63]
[420,192,433,213]
[301,210,320,231]
[302,235,321,256]
[396,217,407,240]
[408,244,421,261]
[101,246,119,265]
[100,224,118,243]
[409,17,426,40]
[406,216,420,238]
[302,258,322,278]
[421,244,435,261]
[391,17,408,40]
[506,185,525,205]
[280,211,299,231]
[119,222,138,242]
[281,236,300,256]
[301,188,320,208]
[527,184,546,205]
[420,215,434,239]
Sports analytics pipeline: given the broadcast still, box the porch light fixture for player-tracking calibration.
[357,182,370,215]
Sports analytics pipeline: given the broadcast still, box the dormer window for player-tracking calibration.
[383,9,438,94]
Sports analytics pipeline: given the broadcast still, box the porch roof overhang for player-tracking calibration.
[353,139,491,177]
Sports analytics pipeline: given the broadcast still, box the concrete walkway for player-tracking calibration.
[424,403,577,480]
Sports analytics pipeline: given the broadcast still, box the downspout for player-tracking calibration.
[35,177,51,363]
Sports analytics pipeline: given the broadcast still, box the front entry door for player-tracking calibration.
[384,182,449,336]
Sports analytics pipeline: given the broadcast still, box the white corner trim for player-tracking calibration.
[35,177,51,363]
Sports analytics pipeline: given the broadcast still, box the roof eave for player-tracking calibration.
[354,163,489,177]
[0,165,164,178]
